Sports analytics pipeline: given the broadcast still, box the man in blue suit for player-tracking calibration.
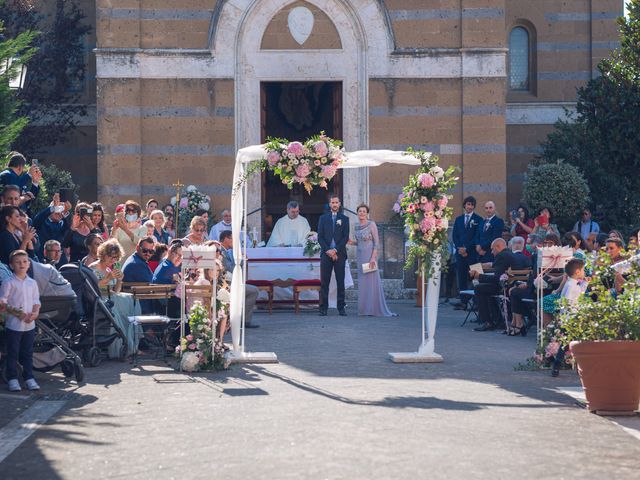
[317,194,349,316]
[474,201,505,262]
[452,196,482,305]
[122,236,155,313]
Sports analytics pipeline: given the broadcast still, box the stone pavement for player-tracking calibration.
[1,301,639,479]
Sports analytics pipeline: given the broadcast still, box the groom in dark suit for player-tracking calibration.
[317,194,350,316]
[452,195,482,303]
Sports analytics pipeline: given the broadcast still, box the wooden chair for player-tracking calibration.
[246,280,274,314]
[292,279,322,314]
[183,283,214,311]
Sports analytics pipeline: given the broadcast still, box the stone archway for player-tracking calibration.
[211,0,394,230]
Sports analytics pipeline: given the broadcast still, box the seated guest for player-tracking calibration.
[143,220,155,238]
[164,213,176,239]
[592,232,610,253]
[42,240,66,269]
[82,233,103,267]
[628,229,639,253]
[32,193,70,260]
[141,198,159,224]
[112,200,147,261]
[89,239,139,358]
[573,208,599,241]
[267,201,311,247]
[122,237,156,313]
[532,207,560,238]
[122,236,155,283]
[182,216,208,247]
[152,242,183,318]
[63,202,101,263]
[470,238,522,332]
[508,236,532,269]
[90,202,109,239]
[149,210,171,244]
[90,239,125,295]
[208,209,232,245]
[0,152,41,212]
[1,184,22,208]
[509,205,534,243]
[608,229,626,248]
[152,242,182,285]
[194,208,209,228]
[0,205,36,265]
[585,231,598,252]
[148,243,168,273]
[474,201,504,262]
[509,234,544,335]
[219,230,260,328]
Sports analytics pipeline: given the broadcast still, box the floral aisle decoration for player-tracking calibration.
[234,132,346,194]
[171,185,212,236]
[303,231,321,257]
[398,149,458,276]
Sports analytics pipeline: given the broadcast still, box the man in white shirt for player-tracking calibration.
[572,208,599,242]
[208,209,250,245]
[267,201,311,247]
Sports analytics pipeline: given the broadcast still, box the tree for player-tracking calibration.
[0,0,91,153]
[523,161,590,232]
[539,0,640,233]
[0,0,36,157]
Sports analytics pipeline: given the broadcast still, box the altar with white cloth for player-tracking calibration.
[246,247,353,308]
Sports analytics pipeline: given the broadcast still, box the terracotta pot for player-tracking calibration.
[570,340,640,413]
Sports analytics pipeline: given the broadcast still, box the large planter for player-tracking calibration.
[570,340,640,413]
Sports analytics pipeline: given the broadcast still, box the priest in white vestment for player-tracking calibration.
[267,201,311,247]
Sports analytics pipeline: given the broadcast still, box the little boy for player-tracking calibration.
[551,258,587,377]
[1,250,41,391]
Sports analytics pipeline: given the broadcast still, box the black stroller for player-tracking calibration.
[33,295,85,383]
[59,263,128,367]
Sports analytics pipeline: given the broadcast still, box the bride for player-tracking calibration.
[351,204,397,317]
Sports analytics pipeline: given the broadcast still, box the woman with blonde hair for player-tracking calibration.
[182,216,208,246]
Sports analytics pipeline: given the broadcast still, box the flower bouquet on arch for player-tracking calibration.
[398,148,458,277]
[234,132,346,194]
[303,231,321,257]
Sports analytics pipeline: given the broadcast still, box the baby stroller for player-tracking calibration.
[33,295,85,383]
[59,263,127,367]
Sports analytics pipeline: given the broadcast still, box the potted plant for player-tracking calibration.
[558,252,640,414]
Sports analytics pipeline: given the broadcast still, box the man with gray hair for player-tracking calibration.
[267,200,311,247]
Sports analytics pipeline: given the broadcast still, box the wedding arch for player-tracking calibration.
[227,145,440,364]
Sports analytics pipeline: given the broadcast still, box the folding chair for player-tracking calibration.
[459,289,478,326]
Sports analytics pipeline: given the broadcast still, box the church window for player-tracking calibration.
[509,27,530,91]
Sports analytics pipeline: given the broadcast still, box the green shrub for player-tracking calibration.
[523,160,590,232]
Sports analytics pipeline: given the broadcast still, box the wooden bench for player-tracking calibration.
[246,280,274,314]
[292,279,322,314]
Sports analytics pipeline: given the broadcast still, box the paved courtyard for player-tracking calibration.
[1,301,639,479]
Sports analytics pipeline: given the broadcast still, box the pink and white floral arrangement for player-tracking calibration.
[398,149,458,275]
[264,132,345,193]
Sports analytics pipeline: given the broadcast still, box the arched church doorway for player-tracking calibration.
[260,81,343,240]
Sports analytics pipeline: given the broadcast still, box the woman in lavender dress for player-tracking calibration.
[353,204,396,317]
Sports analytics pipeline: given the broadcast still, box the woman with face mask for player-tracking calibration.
[111,200,147,261]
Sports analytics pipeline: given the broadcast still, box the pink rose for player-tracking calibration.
[418,173,435,188]
[406,204,416,214]
[314,160,321,166]
[267,151,280,166]
[422,201,434,212]
[437,196,448,209]
[287,141,304,156]
[295,164,311,178]
[313,141,328,157]
[188,343,196,350]
[420,216,436,233]
[186,334,194,341]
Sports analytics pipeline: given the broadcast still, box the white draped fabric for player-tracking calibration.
[230,145,422,353]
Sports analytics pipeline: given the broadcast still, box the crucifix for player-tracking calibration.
[173,179,184,238]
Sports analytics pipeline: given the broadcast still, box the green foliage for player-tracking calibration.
[0,0,91,153]
[539,1,640,232]
[0,1,37,156]
[557,251,640,345]
[522,160,590,231]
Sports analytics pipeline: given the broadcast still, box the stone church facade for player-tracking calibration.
[94,0,622,231]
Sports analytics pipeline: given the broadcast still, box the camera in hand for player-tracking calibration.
[510,210,519,221]
[78,207,93,218]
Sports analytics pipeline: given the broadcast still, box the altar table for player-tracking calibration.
[246,247,354,308]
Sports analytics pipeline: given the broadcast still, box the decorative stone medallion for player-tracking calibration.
[287,6,314,45]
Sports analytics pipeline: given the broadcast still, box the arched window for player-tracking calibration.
[509,27,529,91]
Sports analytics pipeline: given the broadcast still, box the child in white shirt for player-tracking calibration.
[0,250,41,391]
